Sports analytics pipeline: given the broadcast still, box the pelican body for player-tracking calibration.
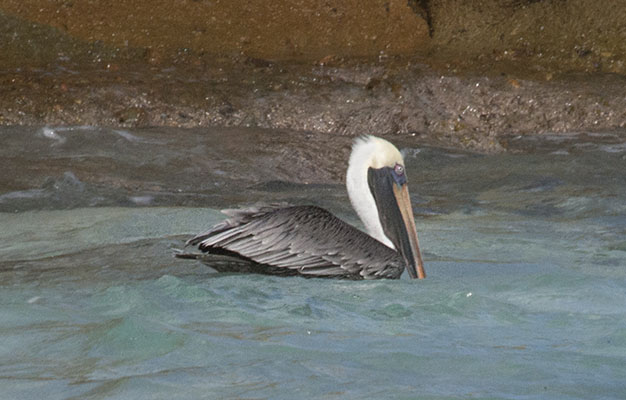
[177,136,425,280]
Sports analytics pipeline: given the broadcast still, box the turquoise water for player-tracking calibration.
[1,127,626,399]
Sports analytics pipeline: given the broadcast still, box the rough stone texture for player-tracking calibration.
[429,0,626,75]
[2,0,624,73]
[1,61,624,153]
[0,1,625,153]
[0,0,429,62]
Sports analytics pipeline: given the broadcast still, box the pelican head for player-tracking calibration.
[346,136,425,279]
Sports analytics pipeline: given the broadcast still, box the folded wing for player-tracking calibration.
[181,205,404,279]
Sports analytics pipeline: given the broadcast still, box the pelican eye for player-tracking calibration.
[394,164,404,176]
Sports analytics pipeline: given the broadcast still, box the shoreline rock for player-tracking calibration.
[1,1,625,153]
[1,60,625,153]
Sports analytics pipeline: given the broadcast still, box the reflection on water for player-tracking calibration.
[1,126,626,399]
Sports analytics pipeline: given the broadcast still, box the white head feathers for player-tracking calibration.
[345,136,405,248]
[348,136,405,170]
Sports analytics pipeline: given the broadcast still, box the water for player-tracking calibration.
[1,126,626,399]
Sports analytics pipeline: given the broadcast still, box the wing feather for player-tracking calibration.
[181,205,405,279]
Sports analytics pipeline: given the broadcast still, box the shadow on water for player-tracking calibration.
[1,125,626,399]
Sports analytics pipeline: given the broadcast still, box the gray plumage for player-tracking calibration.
[177,204,406,279]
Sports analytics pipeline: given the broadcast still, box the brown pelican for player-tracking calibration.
[177,136,425,280]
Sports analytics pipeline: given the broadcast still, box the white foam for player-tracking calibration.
[40,127,66,144]
[129,195,154,205]
[600,143,626,153]
[113,129,144,142]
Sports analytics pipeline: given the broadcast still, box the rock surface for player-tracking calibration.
[0,1,625,152]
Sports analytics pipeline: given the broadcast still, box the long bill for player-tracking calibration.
[368,167,426,279]
[391,184,426,279]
